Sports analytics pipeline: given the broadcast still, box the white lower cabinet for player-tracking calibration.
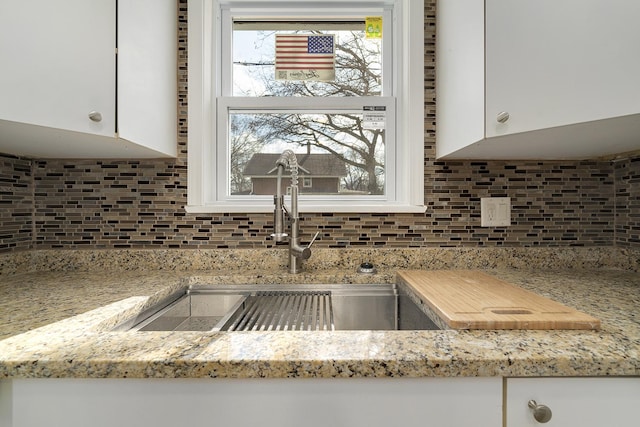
[1,377,501,427]
[506,377,640,426]
[6,376,638,426]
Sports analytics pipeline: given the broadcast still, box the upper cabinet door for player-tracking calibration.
[485,0,640,139]
[117,0,177,157]
[0,0,116,137]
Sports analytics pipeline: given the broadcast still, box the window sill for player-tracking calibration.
[185,202,427,214]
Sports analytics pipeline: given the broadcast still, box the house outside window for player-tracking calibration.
[187,0,424,213]
[243,153,346,195]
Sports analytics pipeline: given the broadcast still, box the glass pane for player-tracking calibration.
[229,113,385,196]
[232,27,382,97]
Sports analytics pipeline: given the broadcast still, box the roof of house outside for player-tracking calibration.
[243,153,348,177]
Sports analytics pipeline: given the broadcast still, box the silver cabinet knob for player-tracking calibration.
[88,111,103,122]
[496,111,510,123]
[528,400,552,423]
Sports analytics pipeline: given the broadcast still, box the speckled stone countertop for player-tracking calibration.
[1,265,638,379]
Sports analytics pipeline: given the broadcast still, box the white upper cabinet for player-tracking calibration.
[436,0,640,159]
[0,0,176,159]
[0,1,116,138]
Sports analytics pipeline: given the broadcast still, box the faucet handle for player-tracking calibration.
[308,231,320,247]
[291,231,320,260]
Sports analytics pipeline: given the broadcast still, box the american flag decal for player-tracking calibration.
[275,34,336,81]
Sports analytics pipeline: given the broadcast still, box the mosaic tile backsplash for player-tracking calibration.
[0,0,638,252]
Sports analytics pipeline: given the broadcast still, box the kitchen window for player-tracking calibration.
[187,0,424,213]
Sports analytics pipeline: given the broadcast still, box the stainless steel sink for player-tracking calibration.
[115,284,440,332]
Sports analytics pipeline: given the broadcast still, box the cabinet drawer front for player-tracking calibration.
[506,377,640,426]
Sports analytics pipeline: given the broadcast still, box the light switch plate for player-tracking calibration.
[481,197,511,227]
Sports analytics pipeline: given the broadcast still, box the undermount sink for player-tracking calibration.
[114,283,440,332]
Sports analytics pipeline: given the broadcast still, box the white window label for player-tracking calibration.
[362,106,386,129]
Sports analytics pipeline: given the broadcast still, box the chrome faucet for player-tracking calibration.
[271,149,319,274]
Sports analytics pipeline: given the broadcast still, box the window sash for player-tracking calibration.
[220,5,393,98]
[215,96,396,205]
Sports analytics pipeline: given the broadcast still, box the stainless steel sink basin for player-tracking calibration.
[115,284,440,332]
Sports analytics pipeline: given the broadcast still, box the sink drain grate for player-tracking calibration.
[223,291,334,331]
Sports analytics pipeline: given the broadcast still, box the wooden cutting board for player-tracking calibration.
[397,270,600,330]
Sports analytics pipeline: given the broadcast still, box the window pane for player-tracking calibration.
[229,112,385,196]
[232,27,382,97]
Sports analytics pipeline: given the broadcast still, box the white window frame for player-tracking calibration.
[303,177,312,188]
[187,0,424,213]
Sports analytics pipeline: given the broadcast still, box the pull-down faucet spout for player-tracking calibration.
[271,166,288,243]
[270,150,319,273]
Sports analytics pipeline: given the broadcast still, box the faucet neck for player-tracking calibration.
[276,149,299,188]
[272,149,317,274]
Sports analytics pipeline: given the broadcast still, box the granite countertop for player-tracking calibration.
[1,268,639,379]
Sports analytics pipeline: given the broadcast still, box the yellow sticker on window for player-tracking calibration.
[365,16,382,39]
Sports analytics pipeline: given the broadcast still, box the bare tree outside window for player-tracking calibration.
[230,115,263,194]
